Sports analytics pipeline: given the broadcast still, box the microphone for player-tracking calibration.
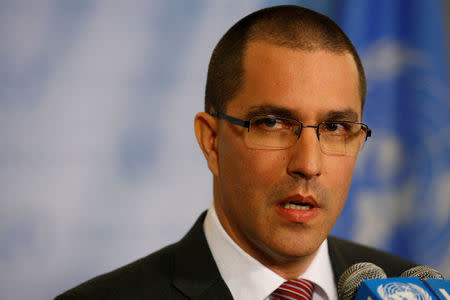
[400,266,448,300]
[400,265,444,280]
[349,265,448,300]
[337,262,387,300]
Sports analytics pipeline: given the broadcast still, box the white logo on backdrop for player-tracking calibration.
[377,282,432,300]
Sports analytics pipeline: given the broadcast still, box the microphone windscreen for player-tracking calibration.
[338,262,387,300]
[400,265,444,280]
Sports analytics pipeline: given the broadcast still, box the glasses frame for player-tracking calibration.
[209,111,372,149]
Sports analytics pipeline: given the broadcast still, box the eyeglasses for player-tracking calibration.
[209,112,372,156]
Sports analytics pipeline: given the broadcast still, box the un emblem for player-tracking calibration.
[376,282,432,300]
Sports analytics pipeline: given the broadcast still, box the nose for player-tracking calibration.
[287,126,322,179]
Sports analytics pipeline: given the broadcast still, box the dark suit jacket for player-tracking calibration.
[56,212,415,299]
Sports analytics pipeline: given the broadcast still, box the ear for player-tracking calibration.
[194,112,219,177]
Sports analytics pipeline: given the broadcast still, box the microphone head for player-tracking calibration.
[337,262,387,300]
[400,265,444,280]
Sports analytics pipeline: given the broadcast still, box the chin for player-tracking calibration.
[264,235,324,262]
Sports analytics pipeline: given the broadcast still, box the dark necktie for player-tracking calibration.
[270,279,314,300]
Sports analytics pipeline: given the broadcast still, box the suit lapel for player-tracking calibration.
[172,212,233,300]
[327,236,350,284]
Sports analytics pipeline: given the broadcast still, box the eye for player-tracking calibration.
[260,117,277,128]
[324,122,339,131]
[321,122,352,134]
[252,116,293,131]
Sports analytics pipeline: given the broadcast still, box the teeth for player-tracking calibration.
[282,203,312,210]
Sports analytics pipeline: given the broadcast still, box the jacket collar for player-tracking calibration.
[327,236,349,284]
[172,212,233,299]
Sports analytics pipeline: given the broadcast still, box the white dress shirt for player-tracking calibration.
[203,205,338,300]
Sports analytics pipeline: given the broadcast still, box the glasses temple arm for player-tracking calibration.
[209,112,250,129]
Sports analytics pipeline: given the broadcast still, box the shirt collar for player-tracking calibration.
[203,205,337,300]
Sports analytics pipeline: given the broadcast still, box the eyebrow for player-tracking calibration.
[324,109,360,122]
[245,105,297,119]
[244,105,360,122]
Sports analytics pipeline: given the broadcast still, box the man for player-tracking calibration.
[56,5,415,299]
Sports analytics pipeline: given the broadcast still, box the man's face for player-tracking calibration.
[212,42,361,272]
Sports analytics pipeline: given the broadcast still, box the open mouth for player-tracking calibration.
[277,195,319,222]
[281,202,313,210]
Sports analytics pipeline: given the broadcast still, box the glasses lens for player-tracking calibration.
[319,122,366,155]
[246,116,299,149]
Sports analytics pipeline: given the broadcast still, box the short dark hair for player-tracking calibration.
[205,5,366,113]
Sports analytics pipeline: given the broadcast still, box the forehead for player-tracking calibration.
[227,41,361,120]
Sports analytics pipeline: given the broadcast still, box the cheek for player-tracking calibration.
[220,147,285,197]
[323,155,357,204]
[244,150,286,186]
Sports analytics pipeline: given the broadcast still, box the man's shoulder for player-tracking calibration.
[55,212,223,299]
[55,242,180,299]
[328,236,416,280]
